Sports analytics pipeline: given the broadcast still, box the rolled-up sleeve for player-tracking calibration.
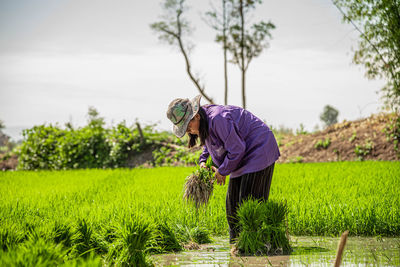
[213,116,246,176]
[199,145,210,163]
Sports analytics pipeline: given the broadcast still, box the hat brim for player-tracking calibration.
[173,95,202,138]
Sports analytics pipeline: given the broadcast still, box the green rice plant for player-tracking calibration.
[190,226,212,244]
[107,217,154,266]
[174,224,211,245]
[0,223,25,251]
[100,222,119,244]
[60,252,102,267]
[73,219,95,257]
[72,219,107,258]
[53,221,74,248]
[0,237,67,266]
[148,222,182,254]
[236,198,291,256]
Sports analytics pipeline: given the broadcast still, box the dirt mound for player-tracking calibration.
[277,113,399,163]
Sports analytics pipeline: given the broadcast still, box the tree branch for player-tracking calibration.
[332,0,399,91]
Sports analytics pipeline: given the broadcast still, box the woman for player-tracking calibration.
[166,95,280,244]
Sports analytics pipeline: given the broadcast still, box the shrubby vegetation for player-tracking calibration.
[0,121,18,161]
[384,114,400,157]
[16,108,194,170]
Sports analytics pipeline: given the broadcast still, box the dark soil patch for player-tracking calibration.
[0,154,18,171]
[125,146,155,168]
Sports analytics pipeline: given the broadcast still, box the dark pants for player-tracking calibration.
[226,163,275,243]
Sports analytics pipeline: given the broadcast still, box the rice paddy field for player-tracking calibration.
[0,161,399,266]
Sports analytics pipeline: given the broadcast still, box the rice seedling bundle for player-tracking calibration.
[236,198,291,256]
[183,157,215,207]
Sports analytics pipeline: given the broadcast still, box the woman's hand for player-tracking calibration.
[200,161,207,169]
[212,166,226,185]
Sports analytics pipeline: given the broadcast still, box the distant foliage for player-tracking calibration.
[152,147,201,167]
[354,139,374,161]
[320,105,339,128]
[295,123,308,135]
[0,119,16,154]
[383,113,400,157]
[17,108,181,170]
[333,0,400,111]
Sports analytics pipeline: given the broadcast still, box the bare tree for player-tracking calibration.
[205,0,233,105]
[150,0,214,104]
[227,0,275,109]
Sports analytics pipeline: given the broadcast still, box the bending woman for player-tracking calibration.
[166,95,280,243]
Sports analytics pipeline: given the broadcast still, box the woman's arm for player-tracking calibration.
[212,115,246,176]
[199,145,210,164]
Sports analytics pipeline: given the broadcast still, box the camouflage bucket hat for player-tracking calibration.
[166,95,202,138]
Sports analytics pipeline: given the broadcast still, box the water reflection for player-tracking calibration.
[152,236,400,266]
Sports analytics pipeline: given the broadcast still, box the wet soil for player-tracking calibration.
[152,236,400,266]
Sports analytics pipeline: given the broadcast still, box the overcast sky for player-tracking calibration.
[0,0,386,140]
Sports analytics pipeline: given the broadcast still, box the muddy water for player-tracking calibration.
[152,236,400,266]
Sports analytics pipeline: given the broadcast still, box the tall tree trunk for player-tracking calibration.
[242,69,246,109]
[176,10,214,104]
[223,0,228,105]
[224,47,228,105]
[239,0,246,109]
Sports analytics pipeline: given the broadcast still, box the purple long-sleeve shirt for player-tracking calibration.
[199,105,280,178]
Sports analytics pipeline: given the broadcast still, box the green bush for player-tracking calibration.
[16,108,185,170]
[18,125,66,170]
[152,146,202,167]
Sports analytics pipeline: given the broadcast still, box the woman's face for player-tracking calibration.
[186,113,200,136]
